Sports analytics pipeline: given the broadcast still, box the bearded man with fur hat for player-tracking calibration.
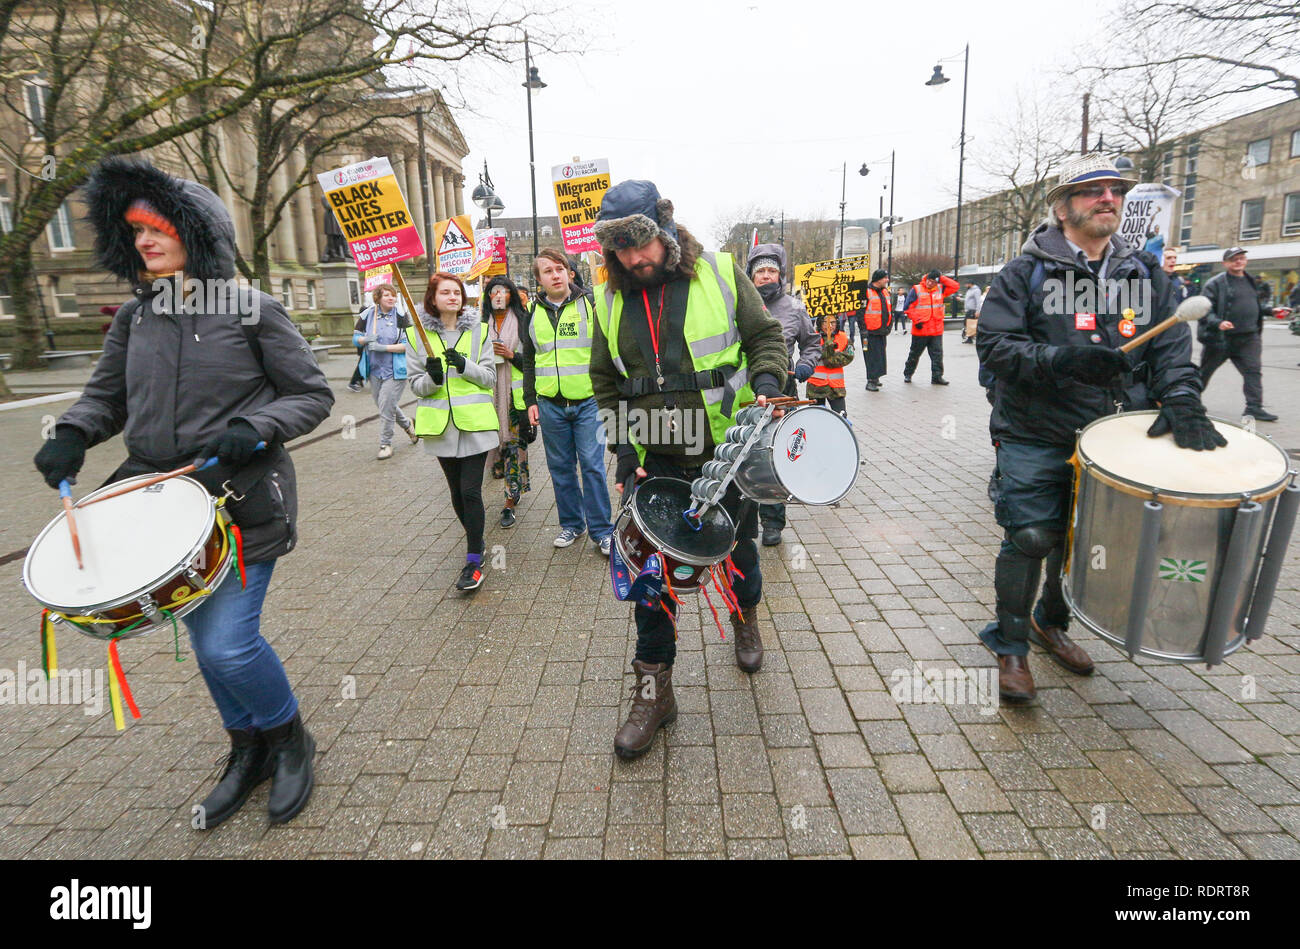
[589,179,788,759]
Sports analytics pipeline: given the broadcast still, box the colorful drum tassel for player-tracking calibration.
[107,639,141,730]
[40,610,57,680]
[230,523,246,589]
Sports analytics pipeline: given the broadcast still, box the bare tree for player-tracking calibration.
[967,88,1073,250]
[1120,1,1300,103]
[889,251,953,289]
[0,0,548,370]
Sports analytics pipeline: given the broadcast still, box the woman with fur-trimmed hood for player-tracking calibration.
[404,271,497,591]
[33,157,334,829]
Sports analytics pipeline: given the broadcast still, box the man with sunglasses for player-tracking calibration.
[975,154,1222,704]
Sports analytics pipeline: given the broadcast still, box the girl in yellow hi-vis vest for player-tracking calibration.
[405,272,498,591]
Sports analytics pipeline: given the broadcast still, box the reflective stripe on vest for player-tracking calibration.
[406,323,498,436]
[529,295,595,399]
[910,283,945,335]
[809,366,844,386]
[593,251,753,462]
[509,361,525,411]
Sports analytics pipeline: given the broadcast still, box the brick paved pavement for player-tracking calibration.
[1,326,1298,859]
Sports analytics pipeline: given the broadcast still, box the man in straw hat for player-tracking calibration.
[589,179,788,759]
[974,153,1224,704]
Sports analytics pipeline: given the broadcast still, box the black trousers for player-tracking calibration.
[759,373,798,532]
[815,396,847,414]
[634,453,761,666]
[1200,332,1264,410]
[864,333,888,382]
[903,335,944,379]
[438,451,488,556]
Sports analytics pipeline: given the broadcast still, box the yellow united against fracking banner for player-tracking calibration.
[793,254,873,319]
[552,159,610,255]
[317,157,424,268]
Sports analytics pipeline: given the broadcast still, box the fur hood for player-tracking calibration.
[82,157,237,284]
[417,304,479,334]
[602,224,703,293]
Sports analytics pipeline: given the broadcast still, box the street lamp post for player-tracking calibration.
[887,149,896,278]
[471,161,506,227]
[838,162,846,258]
[523,33,546,266]
[927,43,969,283]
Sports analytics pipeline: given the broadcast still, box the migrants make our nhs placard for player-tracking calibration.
[318,157,425,268]
[552,159,611,255]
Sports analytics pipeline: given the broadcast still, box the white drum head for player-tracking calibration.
[24,475,216,613]
[1078,411,1289,497]
[771,407,859,504]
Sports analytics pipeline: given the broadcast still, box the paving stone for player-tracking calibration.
[826,768,903,835]
[726,837,789,859]
[665,804,725,853]
[894,793,979,859]
[715,736,773,793]
[918,733,982,771]
[878,754,941,793]
[963,813,1036,853]
[981,751,1054,791]
[939,770,1012,813]
[1149,710,1252,764]
[783,805,849,856]
[814,733,873,770]
[1183,786,1282,833]
[848,835,916,859]
[859,721,919,755]
[1087,751,1197,814]
[1034,827,1112,859]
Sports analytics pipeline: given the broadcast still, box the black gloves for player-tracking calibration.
[1051,346,1131,386]
[197,420,263,468]
[1147,397,1228,451]
[444,348,467,373]
[424,356,444,386]
[615,446,642,499]
[751,373,783,399]
[794,363,814,383]
[34,425,87,489]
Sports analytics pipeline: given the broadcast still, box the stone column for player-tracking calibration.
[290,146,319,265]
[402,152,426,241]
[226,125,256,254]
[272,159,298,265]
[443,172,456,223]
[453,173,465,216]
[431,162,447,222]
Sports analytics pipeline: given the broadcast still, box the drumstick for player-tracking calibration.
[75,441,267,508]
[1118,296,1211,354]
[59,480,84,570]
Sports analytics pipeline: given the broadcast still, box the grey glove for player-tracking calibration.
[366,341,389,352]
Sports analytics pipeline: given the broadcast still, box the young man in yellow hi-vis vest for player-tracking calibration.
[590,180,788,760]
[522,248,615,554]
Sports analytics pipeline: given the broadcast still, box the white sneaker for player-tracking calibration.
[598,535,612,557]
[377,445,393,460]
[553,527,585,548]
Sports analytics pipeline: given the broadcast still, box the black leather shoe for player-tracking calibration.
[866,381,880,391]
[263,713,316,825]
[196,728,273,830]
[903,375,912,383]
[762,527,782,546]
[932,378,950,385]
[1245,408,1278,422]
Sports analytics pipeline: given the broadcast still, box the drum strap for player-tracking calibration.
[616,368,729,397]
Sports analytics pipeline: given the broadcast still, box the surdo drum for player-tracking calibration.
[24,474,235,640]
[1064,411,1298,665]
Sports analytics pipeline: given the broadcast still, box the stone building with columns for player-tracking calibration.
[1,87,469,345]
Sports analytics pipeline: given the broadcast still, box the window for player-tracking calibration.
[306,280,318,309]
[46,201,74,250]
[49,275,77,317]
[541,225,553,237]
[1161,151,1173,187]
[23,81,49,138]
[1284,193,1300,237]
[1180,141,1199,245]
[347,277,361,307]
[0,276,11,319]
[280,278,294,309]
[0,185,11,233]
[1291,130,1300,158]
[1239,198,1264,241]
[1247,137,1271,166]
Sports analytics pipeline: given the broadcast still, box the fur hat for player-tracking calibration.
[593,179,682,271]
[749,255,781,275]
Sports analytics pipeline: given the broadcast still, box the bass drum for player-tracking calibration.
[613,477,735,593]
[1064,411,1295,664]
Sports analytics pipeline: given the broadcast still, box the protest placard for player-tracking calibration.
[552,159,611,255]
[793,254,874,319]
[433,214,476,275]
[317,157,424,268]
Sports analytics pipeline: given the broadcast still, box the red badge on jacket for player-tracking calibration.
[1119,319,1137,338]
[1074,313,1096,331]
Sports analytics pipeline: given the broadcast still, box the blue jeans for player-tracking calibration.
[537,396,613,540]
[181,560,298,731]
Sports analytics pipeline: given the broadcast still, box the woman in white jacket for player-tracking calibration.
[405,271,497,590]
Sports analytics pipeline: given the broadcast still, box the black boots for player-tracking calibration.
[262,712,317,825]
[197,728,274,830]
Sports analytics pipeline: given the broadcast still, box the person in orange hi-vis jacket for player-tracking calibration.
[902,269,959,384]
[806,312,854,415]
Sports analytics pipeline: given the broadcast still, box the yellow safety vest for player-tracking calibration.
[594,252,754,462]
[530,295,595,400]
[405,323,497,436]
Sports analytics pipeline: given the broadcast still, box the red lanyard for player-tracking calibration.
[642,287,666,382]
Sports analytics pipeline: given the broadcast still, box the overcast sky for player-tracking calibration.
[441,0,1138,247]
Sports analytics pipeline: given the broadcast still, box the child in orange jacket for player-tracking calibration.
[805,312,854,414]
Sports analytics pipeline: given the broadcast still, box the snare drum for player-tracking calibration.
[24,475,235,640]
[731,405,859,505]
[613,478,736,592]
[1064,411,1298,665]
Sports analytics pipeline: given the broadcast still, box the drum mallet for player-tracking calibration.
[58,479,84,570]
[75,441,267,508]
[1118,296,1211,354]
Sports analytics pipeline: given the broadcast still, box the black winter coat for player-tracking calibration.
[977,224,1202,448]
[1198,270,1267,343]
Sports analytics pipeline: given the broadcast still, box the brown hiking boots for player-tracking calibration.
[614,660,677,759]
[731,606,763,673]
